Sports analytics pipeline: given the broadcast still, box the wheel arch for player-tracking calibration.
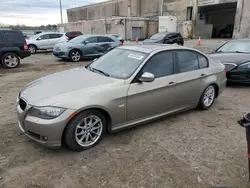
[62,107,112,142]
[69,48,82,56]
[28,44,38,49]
[210,83,219,98]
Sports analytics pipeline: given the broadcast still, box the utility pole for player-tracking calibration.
[59,0,63,24]
[160,0,164,16]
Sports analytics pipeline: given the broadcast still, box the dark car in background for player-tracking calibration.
[0,30,30,68]
[53,34,120,62]
[64,31,83,41]
[210,39,250,83]
[143,32,184,46]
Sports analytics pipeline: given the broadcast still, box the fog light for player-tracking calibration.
[41,136,48,141]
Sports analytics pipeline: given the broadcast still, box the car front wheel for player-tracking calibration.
[64,110,106,151]
[28,44,37,54]
[198,85,216,110]
[69,50,82,62]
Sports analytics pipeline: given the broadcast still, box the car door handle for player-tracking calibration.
[168,82,177,85]
[200,74,206,77]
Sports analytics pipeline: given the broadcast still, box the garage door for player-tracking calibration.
[132,27,142,41]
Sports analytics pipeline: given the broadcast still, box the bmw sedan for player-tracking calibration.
[210,39,250,83]
[16,44,226,151]
[53,35,120,62]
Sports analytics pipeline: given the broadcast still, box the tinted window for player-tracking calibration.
[198,53,208,69]
[177,51,199,73]
[0,34,3,44]
[49,34,63,38]
[86,37,98,43]
[150,32,168,40]
[39,34,50,40]
[98,36,114,42]
[143,51,174,78]
[2,31,24,44]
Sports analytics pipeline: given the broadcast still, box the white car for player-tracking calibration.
[26,32,66,54]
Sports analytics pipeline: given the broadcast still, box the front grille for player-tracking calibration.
[224,63,237,71]
[19,98,27,111]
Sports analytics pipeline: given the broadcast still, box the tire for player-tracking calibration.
[1,52,20,68]
[64,110,106,151]
[28,44,37,54]
[198,85,216,110]
[69,50,82,62]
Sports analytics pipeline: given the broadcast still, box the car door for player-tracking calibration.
[0,33,5,57]
[127,51,182,121]
[82,36,99,56]
[97,36,115,53]
[49,33,63,48]
[173,50,206,107]
[36,34,50,49]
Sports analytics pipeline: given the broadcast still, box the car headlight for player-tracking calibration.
[29,106,66,119]
[238,62,250,69]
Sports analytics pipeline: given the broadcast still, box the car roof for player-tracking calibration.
[119,44,192,54]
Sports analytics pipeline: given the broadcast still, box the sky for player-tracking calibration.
[0,0,105,26]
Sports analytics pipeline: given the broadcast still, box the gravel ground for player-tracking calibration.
[0,40,250,188]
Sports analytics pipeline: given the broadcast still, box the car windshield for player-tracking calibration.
[70,36,88,43]
[217,40,250,53]
[88,48,148,79]
[150,32,167,40]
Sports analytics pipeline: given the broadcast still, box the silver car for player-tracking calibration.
[53,35,120,62]
[16,44,227,151]
[26,32,66,54]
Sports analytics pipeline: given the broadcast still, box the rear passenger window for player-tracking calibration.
[2,31,23,44]
[143,51,174,78]
[198,53,208,68]
[176,50,199,73]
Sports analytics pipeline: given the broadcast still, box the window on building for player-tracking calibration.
[186,7,193,21]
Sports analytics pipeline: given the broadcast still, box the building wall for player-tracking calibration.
[233,0,250,38]
[60,18,158,40]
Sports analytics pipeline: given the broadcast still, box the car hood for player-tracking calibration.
[143,39,162,43]
[20,67,122,106]
[209,52,250,65]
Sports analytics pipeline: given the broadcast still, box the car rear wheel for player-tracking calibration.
[1,53,20,68]
[198,85,216,110]
[64,110,106,151]
[69,50,82,62]
[28,44,37,54]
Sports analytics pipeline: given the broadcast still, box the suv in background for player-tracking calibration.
[143,32,184,46]
[26,32,65,54]
[0,30,30,68]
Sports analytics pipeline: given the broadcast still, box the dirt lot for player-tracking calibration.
[0,41,250,188]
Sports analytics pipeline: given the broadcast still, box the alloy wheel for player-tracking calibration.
[71,51,81,62]
[75,115,103,147]
[203,85,215,107]
[29,45,36,54]
[4,55,19,68]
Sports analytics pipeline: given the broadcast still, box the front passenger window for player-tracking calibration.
[39,34,50,40]
[86,37,97,43]
[143,51,174,78]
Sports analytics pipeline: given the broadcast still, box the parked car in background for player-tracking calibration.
[26,32,65,54]
[62,31,83,41]
[219,25,234,38]
[143,32,184,46]
[210,39,250,83]
[17,44,226,151]
[0,30,30,68]
[53,34,120,62]
[108,34,124,45]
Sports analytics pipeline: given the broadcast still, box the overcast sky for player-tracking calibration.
[0,0,105,26]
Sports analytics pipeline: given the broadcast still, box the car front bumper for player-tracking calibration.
[16,98,75,148]
[53,50,69,59]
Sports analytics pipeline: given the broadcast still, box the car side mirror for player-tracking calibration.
[37,37,41,40]
[84,41,89,45]
[139,72,155,82]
